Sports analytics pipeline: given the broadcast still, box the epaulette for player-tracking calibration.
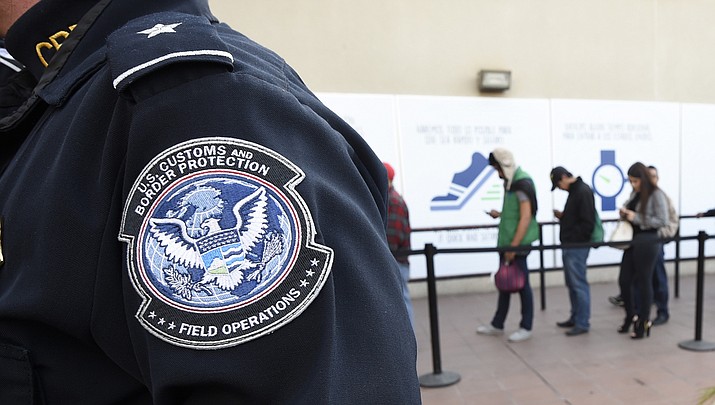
[107,12,234,94]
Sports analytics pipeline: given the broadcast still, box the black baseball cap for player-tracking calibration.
[550,166,572,191]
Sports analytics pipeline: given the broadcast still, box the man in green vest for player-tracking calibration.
[477,148,539,342]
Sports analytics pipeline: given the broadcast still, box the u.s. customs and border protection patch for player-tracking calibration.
[119,137,333,349]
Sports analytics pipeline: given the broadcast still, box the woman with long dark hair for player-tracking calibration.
[617,162,669,339]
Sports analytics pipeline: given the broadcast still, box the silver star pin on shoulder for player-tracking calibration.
[137,22,182,39]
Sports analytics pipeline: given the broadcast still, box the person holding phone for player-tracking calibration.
[550,166,596,336]
[477,148,539,343]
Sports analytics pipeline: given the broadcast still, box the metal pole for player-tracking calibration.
[419,243,461,387]
[538,223,546,311]
[678,231,715,351]
[695,231,705,341]
[674,229,680,298]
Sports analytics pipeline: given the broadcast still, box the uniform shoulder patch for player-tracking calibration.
[107,12,234,92]
[119,138,333,349]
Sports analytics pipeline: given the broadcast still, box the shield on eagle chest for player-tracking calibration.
[196,228,245,275]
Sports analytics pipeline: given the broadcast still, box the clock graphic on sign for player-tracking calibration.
[592,150,627,211]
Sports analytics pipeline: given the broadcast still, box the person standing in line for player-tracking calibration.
[607,165,677,327]
[617,162,669,339]
[647,165,677,325]
[477,148,539,343]
[550,167,596,336]
[384,162,415,330]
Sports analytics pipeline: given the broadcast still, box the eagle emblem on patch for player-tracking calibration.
[120,137,333,349]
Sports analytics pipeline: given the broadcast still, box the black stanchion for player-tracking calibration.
[538,224,546,311]
[678,231,715,351]
[675,229,681,298]
[418,243,461,388]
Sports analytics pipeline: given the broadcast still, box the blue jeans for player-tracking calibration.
[562,247,591,330]
[634,246,668,316]
[397,262,415,330]
[652,247,669,317]
[491,254,533,331]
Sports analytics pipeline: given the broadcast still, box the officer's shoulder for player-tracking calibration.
[107,11,234,95]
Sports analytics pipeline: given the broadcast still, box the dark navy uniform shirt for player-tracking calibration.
[0,0,420,403]
[0,39,33,121]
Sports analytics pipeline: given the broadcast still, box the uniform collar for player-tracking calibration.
[5,1,97,80]
[5,0,215,82]
[0,0,214,130]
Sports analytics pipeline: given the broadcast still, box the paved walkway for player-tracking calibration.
[414,272,715,405]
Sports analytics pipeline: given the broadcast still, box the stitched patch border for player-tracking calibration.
[120,137,333,349]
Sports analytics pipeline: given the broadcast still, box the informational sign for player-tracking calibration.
[550,99,681,266]
[318,93,706,279]
[316,93,401,187]
[397,96,551,277]
[681,104,715,256]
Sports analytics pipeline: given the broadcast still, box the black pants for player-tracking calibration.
[618,231,662,322]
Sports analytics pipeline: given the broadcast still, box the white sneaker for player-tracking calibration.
[476,325,504,336]
[508,328,532,342]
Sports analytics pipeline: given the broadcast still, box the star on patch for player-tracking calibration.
[138,23,182,38]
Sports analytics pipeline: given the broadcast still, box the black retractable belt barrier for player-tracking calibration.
[678,231,715,352]
[418,243,461,388]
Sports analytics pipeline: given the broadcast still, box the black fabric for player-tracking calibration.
[0,0,420,403]
[559,177,596,243]
[626,193,643,233]
[511,177,538,216]
[0,344,36,404]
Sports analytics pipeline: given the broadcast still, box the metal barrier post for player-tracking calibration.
[678,231,715,351]
[674,229,681,298]
[418,243,461,388]
[538,223,546,311]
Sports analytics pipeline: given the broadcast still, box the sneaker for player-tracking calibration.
[508,328,532,342]
[608,295,624,307]
[476,325,504,336]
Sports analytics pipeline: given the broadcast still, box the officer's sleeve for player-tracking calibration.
[107,12,420,404]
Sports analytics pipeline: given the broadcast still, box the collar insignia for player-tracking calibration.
[35,24,77,68]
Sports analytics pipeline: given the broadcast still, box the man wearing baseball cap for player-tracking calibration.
[551,166,597,336]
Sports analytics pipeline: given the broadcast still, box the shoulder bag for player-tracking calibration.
[608,220,633,250]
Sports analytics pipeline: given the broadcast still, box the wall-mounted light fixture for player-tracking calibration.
[478,70,511,93]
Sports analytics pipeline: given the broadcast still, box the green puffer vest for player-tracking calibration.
[497,167,540,248]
